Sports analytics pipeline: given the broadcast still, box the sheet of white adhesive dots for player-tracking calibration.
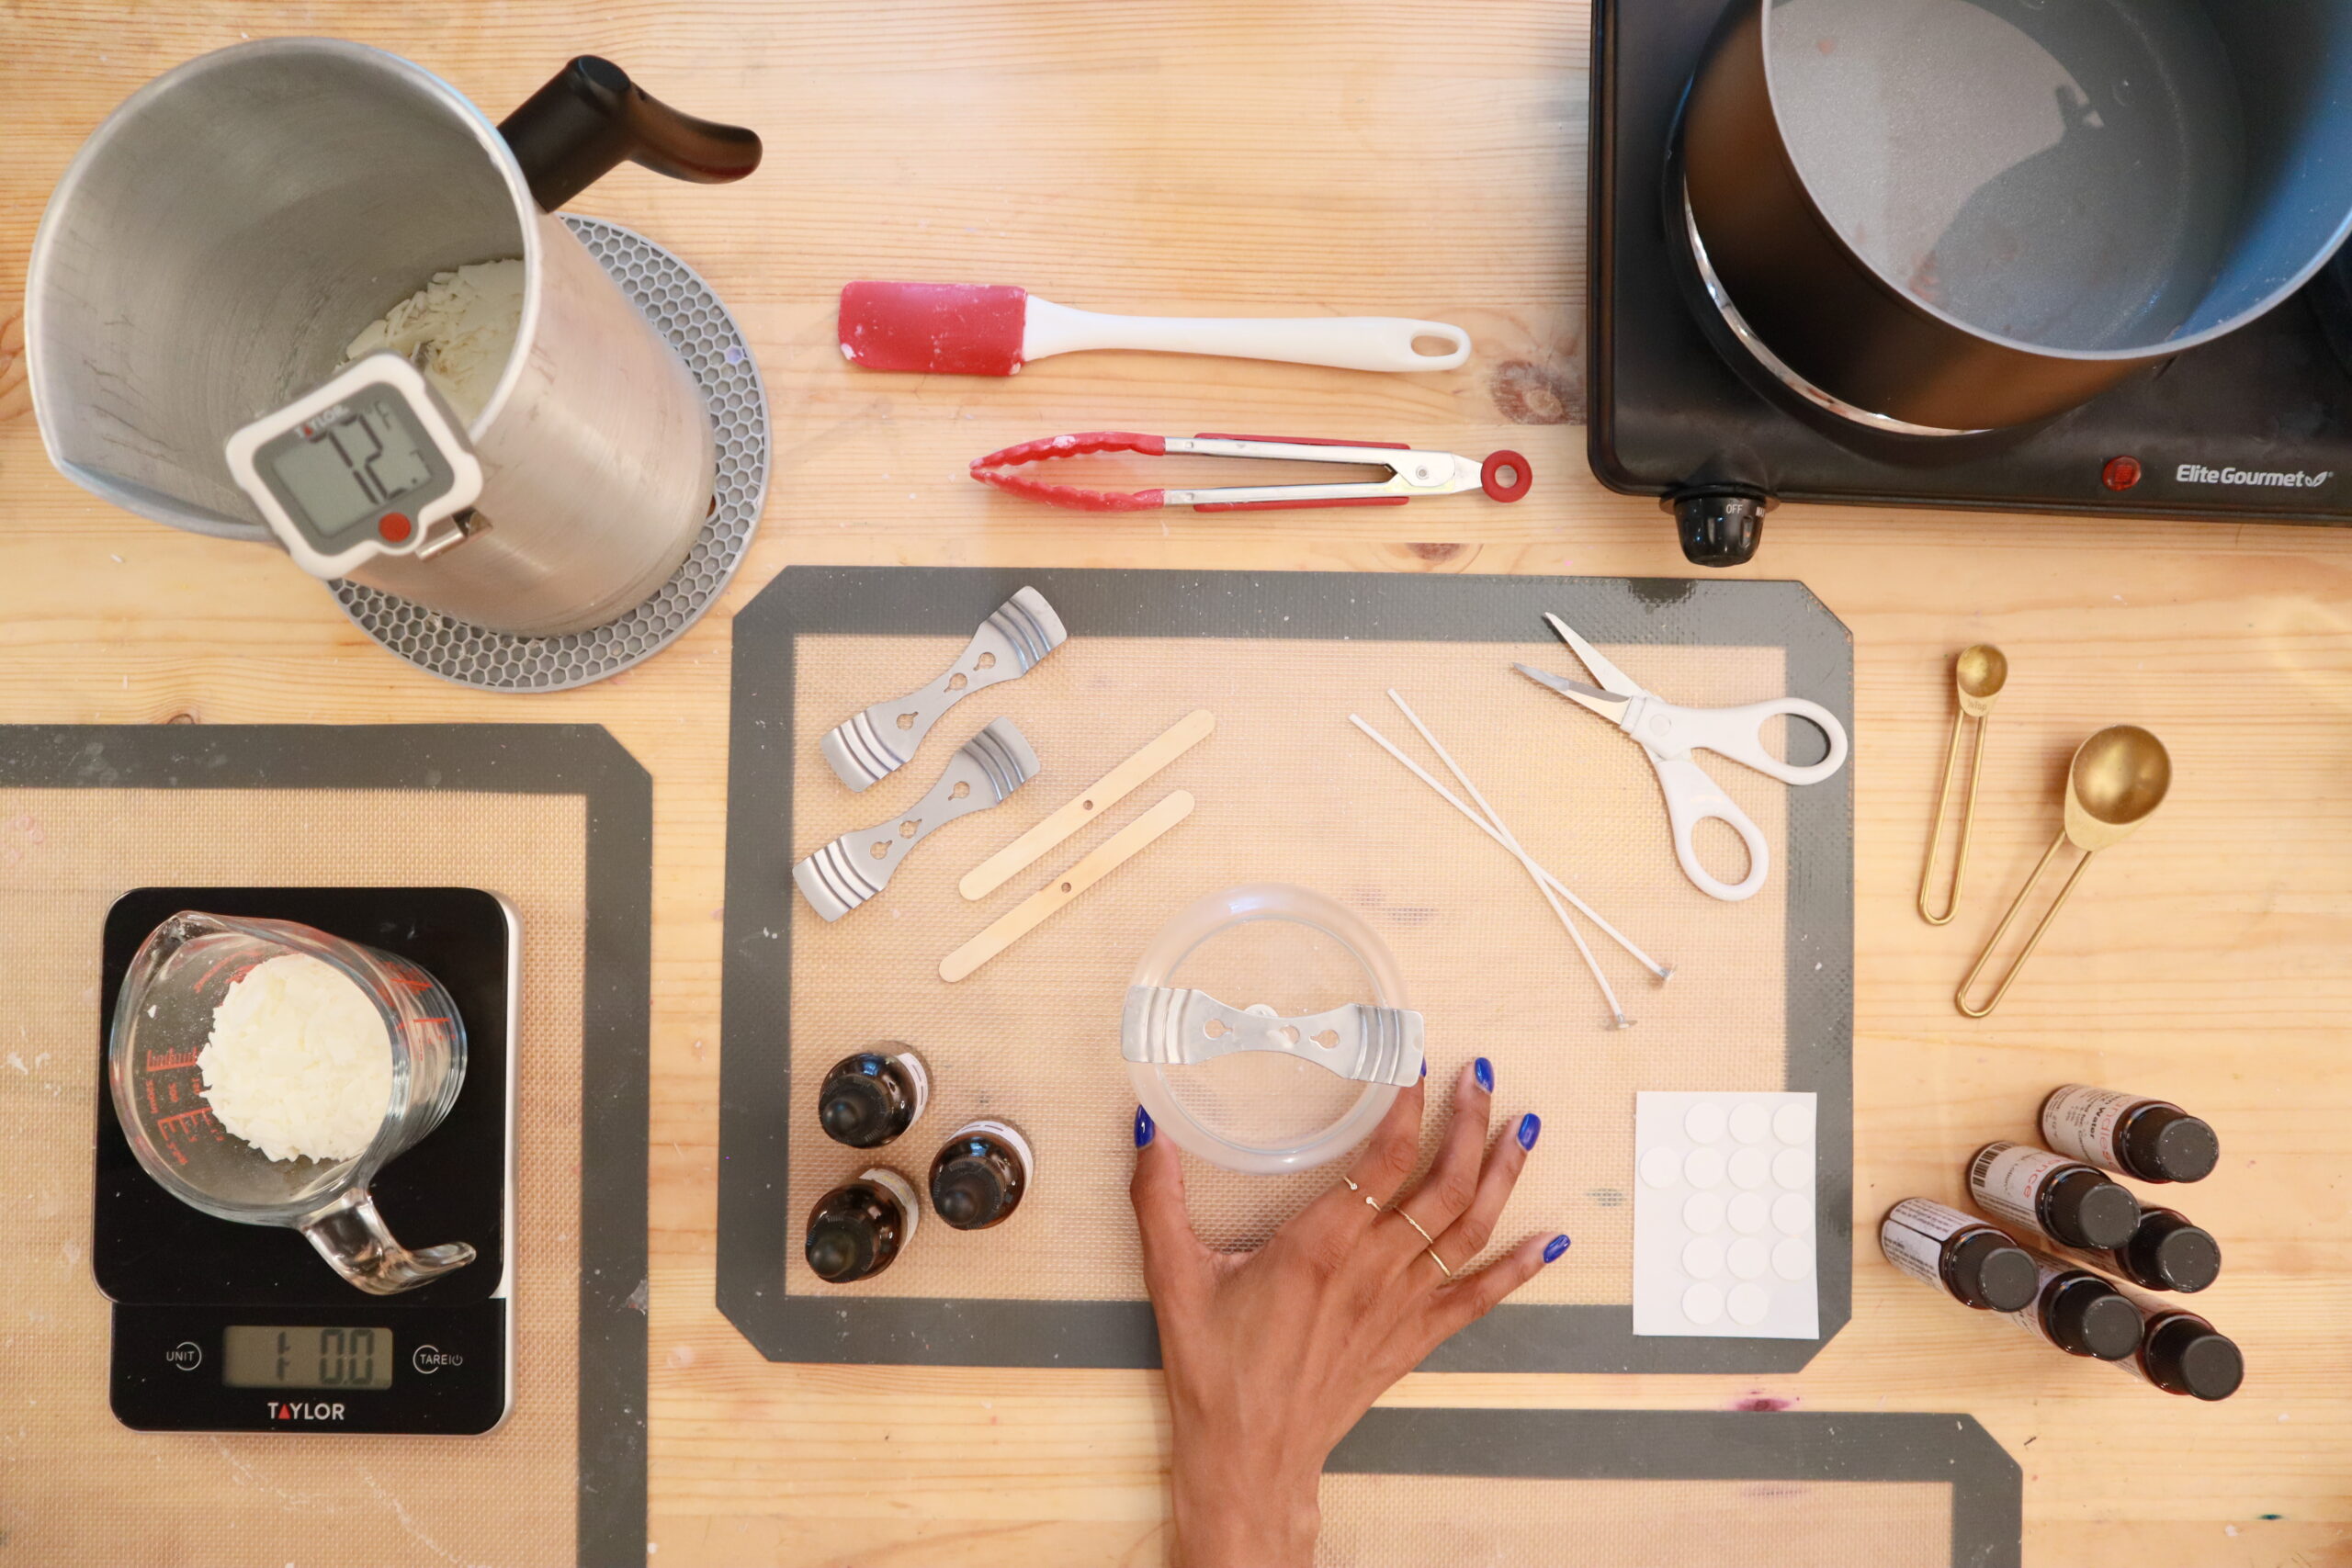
[1633,1090,1819,1339]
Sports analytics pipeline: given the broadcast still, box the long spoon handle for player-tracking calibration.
[1955,831,2093,1017]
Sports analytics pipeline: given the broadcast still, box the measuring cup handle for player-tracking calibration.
[500,57,763,211]
[1653,753,1771,902]
[301,1190,478,1297]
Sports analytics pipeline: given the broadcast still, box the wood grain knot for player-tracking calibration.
[1489,357,1583,426]
[0,303,27,427]
[1400,541,1470,565]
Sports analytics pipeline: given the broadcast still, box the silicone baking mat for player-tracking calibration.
[720,569,1852,1371]
[0,727,650,1567]
[1318,1410,2020,1567]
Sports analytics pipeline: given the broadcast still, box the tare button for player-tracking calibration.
[412,1344,466,1375]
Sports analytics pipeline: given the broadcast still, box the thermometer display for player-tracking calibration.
[225,353,481,579]
[221,1325,395,1391]
[264,393,438,539]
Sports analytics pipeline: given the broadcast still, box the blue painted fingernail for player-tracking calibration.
[1474,1057,1494,1092]
[1518,1112,1541,1150]
[1544,1234,1572,1264]
[1134,1105,1154,1147]
[1419,1057,1428,1080]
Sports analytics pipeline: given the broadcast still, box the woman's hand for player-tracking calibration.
[1131,1057,1568,1568]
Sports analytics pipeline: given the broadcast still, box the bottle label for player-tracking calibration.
[957,1117,1035,1174]
[1969,1142,2071,1240]
[1881,1198,1975,1292]
[2041,1085,2137,1172]
[1997,1256,2072,1347]
[861,1167,921,1247]
[894,1051,931,1128]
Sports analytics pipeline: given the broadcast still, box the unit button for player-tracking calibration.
[413,1344,465,1375]
[164,1340,202,1371]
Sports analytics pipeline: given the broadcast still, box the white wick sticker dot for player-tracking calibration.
[1684,1147,1725,1188]
[1772,1101,1813,1145]
[1728,1282,1772,1325]
[1729,1146,1772,1190]
[1772,1193,1811,1235]
[1640,1146,1683,1189]
[1729,1192,1770,1234]
[1682,1282,1724,1325]
[1773,1238,1813,1280]
[1730,1101,1772,1144]
[1683,1236,1725,1279]
[1773,1147,1812,1190]
[1728,1237,1770,1280]
[1684,1191,1726,1235]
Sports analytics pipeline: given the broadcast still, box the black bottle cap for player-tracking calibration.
[2047,1278,2143,1360]
[1953,1231,2041,1312]
[805,1213,877,1282]
[2127,1211,2222,1292]
[818,1071,898,1148]
[931,1152,1013,1230]
[2144,1315,2245,1401]
[2046,1168,2142,1250]
[2124,1107,2219,1184]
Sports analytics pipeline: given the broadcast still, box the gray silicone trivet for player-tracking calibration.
[331,214,768,692]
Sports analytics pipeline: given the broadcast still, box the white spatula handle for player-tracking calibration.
[1022,296,1469,372]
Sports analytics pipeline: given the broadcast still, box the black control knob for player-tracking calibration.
[1669,490,1768,568]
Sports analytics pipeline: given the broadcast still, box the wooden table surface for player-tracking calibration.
[4,4,2349,1564]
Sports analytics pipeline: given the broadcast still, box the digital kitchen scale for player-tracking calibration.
[95,886,516,1434]
[1590,0,2352,565]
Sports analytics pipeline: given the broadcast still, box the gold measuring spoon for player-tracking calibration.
[1918,645,2009,924]
[1956,725,2170,1017]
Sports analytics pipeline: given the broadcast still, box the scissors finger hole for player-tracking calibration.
[1691,818,1757,889]
[1759,712,1835,768]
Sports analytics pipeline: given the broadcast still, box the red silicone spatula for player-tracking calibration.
[838,281,1471,376]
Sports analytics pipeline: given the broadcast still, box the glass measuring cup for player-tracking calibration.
[107,911,476,1295]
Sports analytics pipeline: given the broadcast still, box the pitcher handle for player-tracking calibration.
[300,1189,478,1296]
[500,56,763,211]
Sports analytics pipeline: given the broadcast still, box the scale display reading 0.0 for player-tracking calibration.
[220,1325,395,1391]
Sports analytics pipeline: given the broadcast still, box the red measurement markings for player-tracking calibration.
[385,968,437,995]
[153,1105,220,1165]
[144,1047,202,1072]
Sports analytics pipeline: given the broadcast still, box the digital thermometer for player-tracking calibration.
[225,353,484,579]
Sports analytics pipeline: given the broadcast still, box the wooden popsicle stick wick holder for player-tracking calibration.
[940,790,1196,983]
[959,709,1214,900]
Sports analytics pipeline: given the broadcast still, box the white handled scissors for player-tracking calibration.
[1514,614,1849,902]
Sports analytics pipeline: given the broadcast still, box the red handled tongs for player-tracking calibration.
[969,432,1532,513]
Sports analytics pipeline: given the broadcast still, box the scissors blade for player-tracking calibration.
[1513,662,1630,723]
[1543,614,1645,698]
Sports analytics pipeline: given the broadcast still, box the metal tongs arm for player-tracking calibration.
[969,431,1529,512]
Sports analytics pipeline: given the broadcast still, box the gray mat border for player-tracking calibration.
[1326,1408,2020,1568]
[0,724,651,1567]
[719,568,1853,1372]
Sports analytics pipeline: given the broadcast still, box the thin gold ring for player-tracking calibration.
[1423,1247,1453,1279]
[1396,1211,1437,1247]
[1342,1175,1361,1191]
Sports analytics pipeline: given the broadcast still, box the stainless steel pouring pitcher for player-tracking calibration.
[26,42,760,637]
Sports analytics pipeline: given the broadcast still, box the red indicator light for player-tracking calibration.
[2101,456,2143,492]
[378,513,414,543]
